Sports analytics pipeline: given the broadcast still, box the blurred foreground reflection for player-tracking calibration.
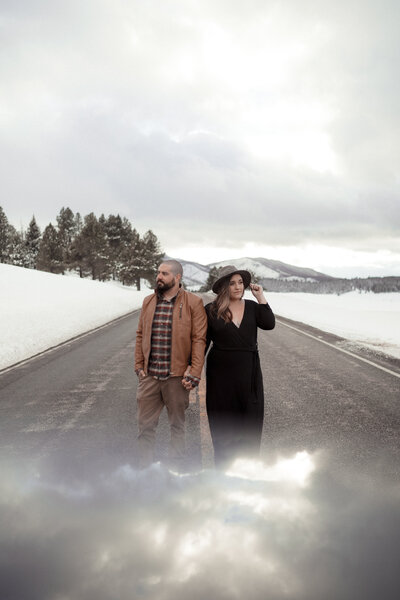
[1,452,399,600]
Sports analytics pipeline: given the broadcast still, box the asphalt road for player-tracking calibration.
[1,304,399,481]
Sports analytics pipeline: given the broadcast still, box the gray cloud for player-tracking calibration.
[0,0,399,267]
[1,454,399,600]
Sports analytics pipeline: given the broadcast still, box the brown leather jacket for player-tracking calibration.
[134,287,207,379]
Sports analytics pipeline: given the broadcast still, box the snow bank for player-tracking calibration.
[0,264,150,370]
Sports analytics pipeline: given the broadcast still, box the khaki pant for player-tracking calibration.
[136,375,190,468]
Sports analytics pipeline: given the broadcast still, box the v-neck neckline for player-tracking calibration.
[231,300,246,329]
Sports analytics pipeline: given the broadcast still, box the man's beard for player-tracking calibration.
[157,278,175,292]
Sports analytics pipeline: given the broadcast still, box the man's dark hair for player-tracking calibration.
[162,259,183,277]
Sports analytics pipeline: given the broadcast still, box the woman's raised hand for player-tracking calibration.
[250,283,267,304]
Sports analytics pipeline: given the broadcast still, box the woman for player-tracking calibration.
[205,265,275,468]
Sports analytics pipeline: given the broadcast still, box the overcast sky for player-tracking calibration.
[1,0,399,276]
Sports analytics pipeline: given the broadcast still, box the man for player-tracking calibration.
[134,259,207,468]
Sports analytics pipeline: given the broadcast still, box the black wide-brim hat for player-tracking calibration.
[212,265,252,294]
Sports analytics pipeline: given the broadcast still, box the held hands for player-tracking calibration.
[182,367,194,390]
[250,283,267,304]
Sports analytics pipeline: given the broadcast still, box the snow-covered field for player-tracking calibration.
[1,264,399,370]
[0,264,150,370]
[264,291,400,359]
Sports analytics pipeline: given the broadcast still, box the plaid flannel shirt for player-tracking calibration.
[147,291,199,386]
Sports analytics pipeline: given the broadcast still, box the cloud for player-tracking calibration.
[1,453,399,600]
[0,0,399,265]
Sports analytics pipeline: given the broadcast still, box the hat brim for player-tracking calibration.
[212,270,252,294]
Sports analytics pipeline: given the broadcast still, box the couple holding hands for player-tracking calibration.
[134,259,275,469]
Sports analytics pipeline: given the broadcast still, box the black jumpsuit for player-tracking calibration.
[205,300,275,467]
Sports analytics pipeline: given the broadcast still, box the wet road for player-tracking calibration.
[0,305,399,480]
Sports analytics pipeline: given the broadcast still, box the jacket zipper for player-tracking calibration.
[170,300,183,376]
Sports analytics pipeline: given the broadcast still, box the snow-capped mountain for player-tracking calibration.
[174,256,332,289]
[209,257,333,283]
[178,259,210,289]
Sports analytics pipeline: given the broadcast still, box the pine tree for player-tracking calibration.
[103,214,126,281]
[25,216,41,269]
[74,212,83,234]
[7,228,27,267]
[0,206,10,263]
[116,217,136,283]
[118,228,163,290]
[140,230,164,289]
[69,232,86,278]
[119,228,143,288]
[36,224,64,273]
[78,212,111,281]
[200,266,222,292]
[56,206,75,271]
[68,211,85,276]
[0,206,27,267]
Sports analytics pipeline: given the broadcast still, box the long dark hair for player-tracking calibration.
[211,279,232,323]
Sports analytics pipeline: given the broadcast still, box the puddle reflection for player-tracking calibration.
[1,452,399,599]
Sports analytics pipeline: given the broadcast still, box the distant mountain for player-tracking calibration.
[174,256,333,290]
[209,257,333,283]
[167,255,399,293]
[178,259,211,289]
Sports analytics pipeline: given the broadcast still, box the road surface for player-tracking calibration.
[0,304,399,481]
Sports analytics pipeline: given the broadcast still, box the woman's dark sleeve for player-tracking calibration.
[255,302,275,330]
[204,303,213,354]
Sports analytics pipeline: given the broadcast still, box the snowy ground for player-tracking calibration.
[1,264,399,370]
[0,264,151,370]
[264,290,400,359]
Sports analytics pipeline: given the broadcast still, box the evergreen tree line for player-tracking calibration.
[0,206,164,289]
[257,276,400,294]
